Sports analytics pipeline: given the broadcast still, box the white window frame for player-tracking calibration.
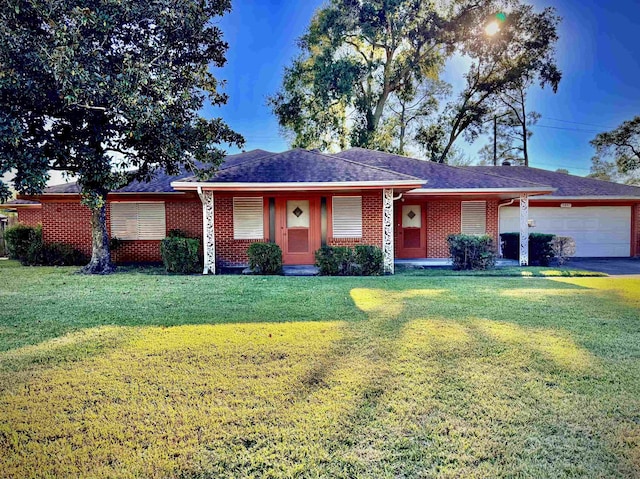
[461,200,487,235]
[233,197,264,240]
[110,202,166,240]
[332,196,363,238]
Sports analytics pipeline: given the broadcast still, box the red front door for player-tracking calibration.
[396,203,426,258]
[276,198,321,264]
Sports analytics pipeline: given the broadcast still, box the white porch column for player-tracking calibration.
[198,189,216,274]
[519,193,529,266]
[382,188,394,274]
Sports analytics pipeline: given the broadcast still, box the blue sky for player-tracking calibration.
[208,0,640,176]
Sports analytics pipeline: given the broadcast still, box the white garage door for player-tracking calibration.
[500,206,631,257]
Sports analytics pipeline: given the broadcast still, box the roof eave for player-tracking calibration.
[170,180,425,192]
[530,195,640,201]
[406,187,556,195]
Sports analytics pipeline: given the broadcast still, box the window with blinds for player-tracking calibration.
[461,201,487,235]
[110,202,166,240]
[233,197,264,239]
[332,196,362,238]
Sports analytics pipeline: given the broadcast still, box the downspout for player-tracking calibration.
[497,199,516,257]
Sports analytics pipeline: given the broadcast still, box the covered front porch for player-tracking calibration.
[393,191,540,268]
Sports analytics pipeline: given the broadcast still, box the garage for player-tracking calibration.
[500,206,632,257]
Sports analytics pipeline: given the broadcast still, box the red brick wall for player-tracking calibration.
[425,199,500,258]
[486,199,499,241]
[17,208,43,226]
[42,202,93,256]
[112,200,202,263]
[426,200,461,258]
[39,198,202,263]
[328,192,383,248]
[213,195,266,267]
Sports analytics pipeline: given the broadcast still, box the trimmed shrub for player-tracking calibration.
[42,242,86,266]
[315,246,340,276]
[354,245,384,276]
[4,224,85,266]
[501,232,556,266]
[315,245,383,276]
[247,242,283,275]
[160,237,201,274]
[168,228,190,238]
[315,246,358,276]
[551,236,576,265]
[447,234,496,270]
[4,223,41,263]
[530,233,556,266]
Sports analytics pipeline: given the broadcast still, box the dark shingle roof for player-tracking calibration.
[180,149,422,184]
[335,148,551,190]
[468,166,640,197]
[43,149,274,194]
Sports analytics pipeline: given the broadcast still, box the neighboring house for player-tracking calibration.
[2,147,639,273]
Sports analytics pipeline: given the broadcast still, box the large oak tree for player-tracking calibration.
[417,4,560,162]
[0,0,243,273]
[270,0,561,163]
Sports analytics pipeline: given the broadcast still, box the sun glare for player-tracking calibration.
[485,21,500,36]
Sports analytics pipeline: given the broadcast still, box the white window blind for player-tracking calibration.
[461,201,487,235]
[110,202,166,240]
[233,197,264,239]
[332,196,362,238]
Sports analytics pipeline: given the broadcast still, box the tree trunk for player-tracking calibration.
[520,91,529,167]
[81,201,115,274]
[398,101,407,155]
[493,115,498,166]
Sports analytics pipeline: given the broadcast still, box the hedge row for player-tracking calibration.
[4,224,85,266]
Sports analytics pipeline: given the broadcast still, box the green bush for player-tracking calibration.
[530,233,556,266]
[314,246,340,276]
[315,245,383,276]
[315,245,358,276]
[160,236,201,274]
[247,242,283,275]
[501,232,556,266]
[4,223,41,263]
[4,224,85,266]
[354,245,384,276]
[42,243,86,266]
[447,234,496,270]
[168,228,190,238]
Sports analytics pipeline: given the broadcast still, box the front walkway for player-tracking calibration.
[395,258,519,268]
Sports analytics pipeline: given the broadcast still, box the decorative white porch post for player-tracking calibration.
[198,189,216,274]
[382,188,394,274]
[519,193,529,266]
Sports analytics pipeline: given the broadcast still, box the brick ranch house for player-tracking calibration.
[3,148,640,274]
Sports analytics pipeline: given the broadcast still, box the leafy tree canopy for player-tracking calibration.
[417,4,560,162]
[0,0,243,273]
[270,0,561,162]
[590,116,640,177]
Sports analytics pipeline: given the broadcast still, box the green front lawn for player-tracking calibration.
[0,260,639,478]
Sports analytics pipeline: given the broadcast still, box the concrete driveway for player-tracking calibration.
[567,258,640,276]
